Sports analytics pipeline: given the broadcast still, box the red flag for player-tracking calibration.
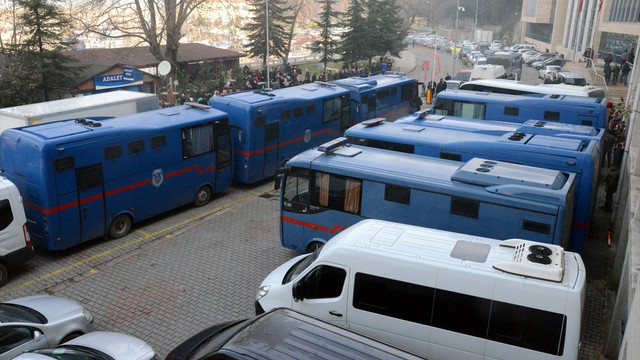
[579,0,584,12]
[598,0,603,12]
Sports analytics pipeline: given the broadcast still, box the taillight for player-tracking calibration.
[23,223,31,248]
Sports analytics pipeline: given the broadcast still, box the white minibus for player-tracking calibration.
[459,78,606,98]
[256,219,586,360]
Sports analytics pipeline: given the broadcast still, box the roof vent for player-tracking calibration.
[185,102,212,110]
[493,239,565,282]
[362,118,385,127]
[507,131,527,141]
[532,121,547,127]
[87,122,102,127]
[74,118,87,124]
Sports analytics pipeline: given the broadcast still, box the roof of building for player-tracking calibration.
[64,43,246,69]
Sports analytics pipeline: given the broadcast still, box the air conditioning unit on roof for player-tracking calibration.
[493,239,565,282]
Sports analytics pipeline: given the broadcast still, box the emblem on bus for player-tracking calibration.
[304,129,311,143]
[152,169,164,187]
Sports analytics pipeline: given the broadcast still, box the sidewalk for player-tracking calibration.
[390,50,418,75]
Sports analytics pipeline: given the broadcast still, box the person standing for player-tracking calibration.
[444,73,452,80]
[435,78,447,95]
[621,62,631,85]
[600,163,620,212]
[604,53,613,67]
[604,64,612,85]
[612,64,620,85]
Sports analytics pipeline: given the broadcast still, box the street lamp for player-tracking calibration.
[265,0,270,88]
[453,1,465,77]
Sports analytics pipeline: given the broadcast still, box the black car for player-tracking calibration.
[166,308,424,360]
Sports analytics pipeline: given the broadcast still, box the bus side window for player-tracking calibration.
[384,184,410,204]
[128,139,145,154]
[182,123,215,159]
[305,104,315,115]
[504,106,519,116]
[150,135,166,149]
[54,157,75,172]
[293,107,303,117]
[318,173,361,214]
[104,145,122,160]
[544,111,560,121]
[322,97,342,123]
[281,110,291,121]
[450,197,480,219]
[0,199,14,231]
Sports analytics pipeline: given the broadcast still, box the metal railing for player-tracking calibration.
[585,58,609,94]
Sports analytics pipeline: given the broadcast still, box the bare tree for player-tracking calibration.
[74,0,210,79]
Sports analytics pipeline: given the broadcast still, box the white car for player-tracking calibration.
[0,295,94,360]
[10,331,158,360]
[538,65,563,79]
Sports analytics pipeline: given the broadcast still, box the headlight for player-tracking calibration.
[256,285,270,300]
[83,309,94,323]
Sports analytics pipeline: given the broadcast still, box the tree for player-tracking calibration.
[310,0,339,71]
[243,0,293,68]
[365,0,407,64]
[339,0,368,67]
[0,0,80,104]
[74,0,209,82]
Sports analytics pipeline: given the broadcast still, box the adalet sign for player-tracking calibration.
[94,67,143,90]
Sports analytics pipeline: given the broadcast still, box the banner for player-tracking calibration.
[95,69,143,90]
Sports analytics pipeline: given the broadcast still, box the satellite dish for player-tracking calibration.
[158,60,171,76]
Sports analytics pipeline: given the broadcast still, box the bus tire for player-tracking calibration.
[306,241,324,253]
[194,186,212,207]
[0,263,8,287]
[109,214,132,239]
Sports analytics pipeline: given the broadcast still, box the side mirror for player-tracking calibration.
[274,174,282,190]
[292,280,306,301]
[33,330,43,340]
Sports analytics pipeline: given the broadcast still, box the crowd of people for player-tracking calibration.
[599,103,628,212]
[602,50,632,86]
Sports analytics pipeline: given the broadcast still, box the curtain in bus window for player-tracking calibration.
[319,173,330,207]
[344,178,361,214]
[323,98,341,123]
[456,102,485,119]
[182,124,214,158]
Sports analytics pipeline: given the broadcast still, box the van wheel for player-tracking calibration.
[109,214,132,239]
[193,186,212,207]
[306,241,324,253]
[0,263,8,287]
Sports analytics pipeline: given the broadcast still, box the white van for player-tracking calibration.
[0,176,34,287]
[256,219,585,360]
[470,64,506,81]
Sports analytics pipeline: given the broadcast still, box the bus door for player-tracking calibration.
[263,122,280,179]
[53,155,82,247]
[214,122,232,192]
[339,95,352,132]
[75,164,106,242]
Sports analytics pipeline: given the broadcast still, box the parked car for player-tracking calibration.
[0,295,94,360]
[10,331,157,360]
[166,308,423,360]
[526,52,561,66]
[533,57,566,70]
[538,65,563,79]
[556,72,588,86]
[454,69,472,82]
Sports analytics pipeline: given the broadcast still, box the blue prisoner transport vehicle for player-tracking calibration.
[278,138,577,253]
[431,90,608,128]
[0,103,232,251]
[345,119,600,253]
[395,110,605,145]
[208,74,421,184]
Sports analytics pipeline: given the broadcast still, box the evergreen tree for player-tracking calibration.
[365,0,407,65]
[310,0,339,71]
[339,0,368,67]
[10,0,81,102]
[244,0,293,68]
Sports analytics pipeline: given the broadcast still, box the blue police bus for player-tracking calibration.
[277,138,576,253]
[208,75,421,184]
[331,73,422,121]
[431,90,608,128]
[395,110,604,144]
[345,119,600,253]
[0,103,232,251]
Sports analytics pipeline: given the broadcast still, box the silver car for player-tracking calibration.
[0,295,94,360]
[11,331,158,360]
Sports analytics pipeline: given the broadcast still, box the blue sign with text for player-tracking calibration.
[95,68,143,90]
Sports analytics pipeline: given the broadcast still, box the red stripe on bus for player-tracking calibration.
[205,165,217,172]
[573,221,588,229]
[193,165,204,174]
[281,215,331,232]
[234,128,340,157]
[26,164,204,215]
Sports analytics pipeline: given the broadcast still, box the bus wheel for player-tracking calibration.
[306,241,324,253]
[0,263,8,287]
[194,186,212,207]
[109,214,132,239]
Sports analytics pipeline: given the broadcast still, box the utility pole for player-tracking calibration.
[266,0,270,88]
